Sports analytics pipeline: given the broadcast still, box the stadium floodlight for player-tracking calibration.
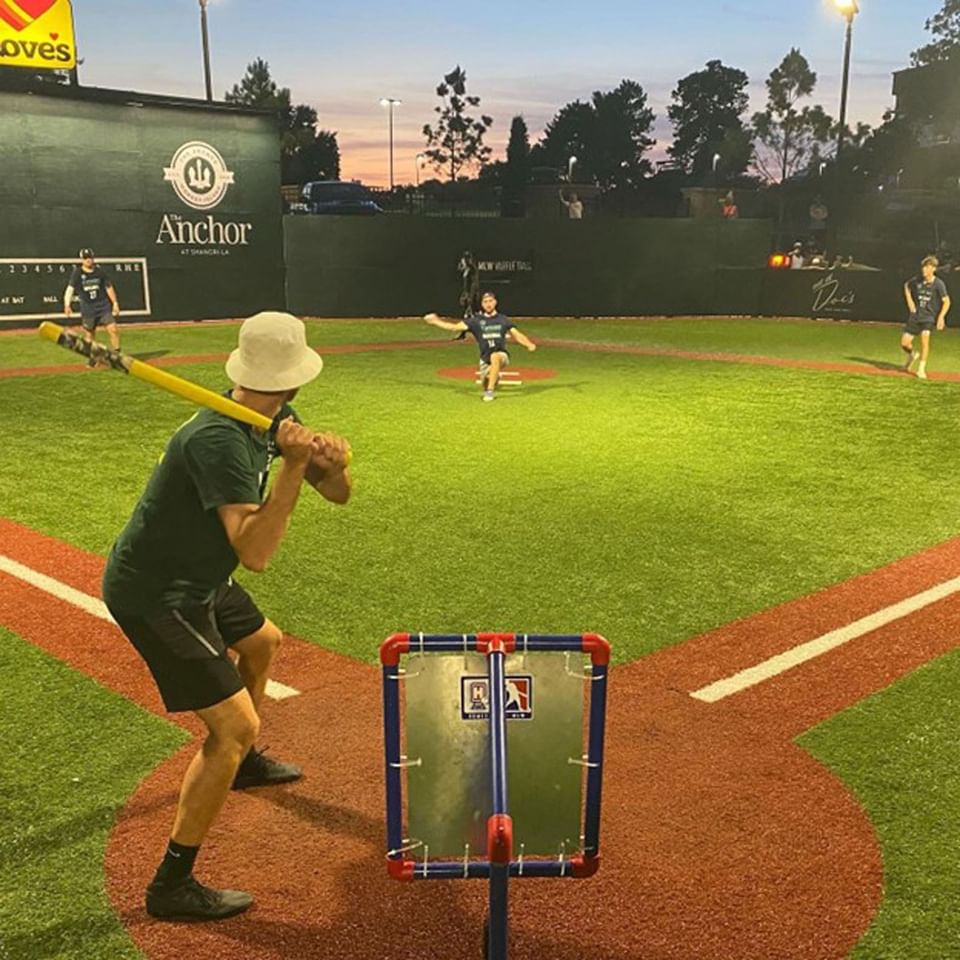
[380,98,402,191]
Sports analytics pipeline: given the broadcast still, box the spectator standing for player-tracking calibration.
[559,190,584,220]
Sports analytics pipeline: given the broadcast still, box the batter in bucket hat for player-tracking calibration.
[102,310,352,921]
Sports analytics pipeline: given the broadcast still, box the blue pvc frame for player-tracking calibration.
[381,633,610,960]
[487,645,509,959]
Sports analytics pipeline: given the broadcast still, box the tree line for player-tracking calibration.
[222,48,849,191]
[427,48,912,196]
[1,0,957,192]
[419,0,959,192]
[226,0,958,191]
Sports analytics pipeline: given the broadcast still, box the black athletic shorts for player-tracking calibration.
[81,308,115,331]
[905,314,935,336]
[108,579,267,713]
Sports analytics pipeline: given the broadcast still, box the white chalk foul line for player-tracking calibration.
[0,553,300,702]
[690,574,960,703]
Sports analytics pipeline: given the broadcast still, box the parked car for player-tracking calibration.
[291,180,383,215]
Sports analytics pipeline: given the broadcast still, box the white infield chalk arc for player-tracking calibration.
[0,553,300,702]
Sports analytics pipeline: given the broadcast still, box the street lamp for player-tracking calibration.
[415,153,426,188]
[379,97,402,191]
[198,0,213,102]
[567,156,578,181]
[712,152,722,173]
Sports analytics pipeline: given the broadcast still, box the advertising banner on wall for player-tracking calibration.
[0,0,76,70]
[156,140,255,257]
[475,253,535,291]
[759,268,906,323]
[0,88,284,323]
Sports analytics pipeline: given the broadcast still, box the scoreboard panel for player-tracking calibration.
[0,258,152,321]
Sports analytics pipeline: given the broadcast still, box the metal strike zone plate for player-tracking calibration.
[405,651,584,858]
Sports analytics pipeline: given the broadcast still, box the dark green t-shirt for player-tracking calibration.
[909,275,949,322]
[103,402,294,614]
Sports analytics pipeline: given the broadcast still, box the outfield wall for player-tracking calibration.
[0,86,284,324]
[284,216,772,318]
[757,269,908,323]
[284,216,911,322]
[717,268,909,324]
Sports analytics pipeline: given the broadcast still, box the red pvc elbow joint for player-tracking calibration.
[386,857,415,882]
[571,853,601,878]
[582,633,611,666]
[379,633,411,667]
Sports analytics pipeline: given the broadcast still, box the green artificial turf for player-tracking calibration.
[800,646,960,959]
[2,324,960,664]
[0,628,185,960]
[5,317,960,958]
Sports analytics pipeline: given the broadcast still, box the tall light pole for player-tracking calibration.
[199,0,213,102]
[380,98,402,191]
[834,0,859,177]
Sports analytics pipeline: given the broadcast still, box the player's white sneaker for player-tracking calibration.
[904,350,919,372]
[482,390,495,402]
[916,365,928,380]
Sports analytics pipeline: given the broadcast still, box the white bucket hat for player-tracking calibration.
[225,311,323,391]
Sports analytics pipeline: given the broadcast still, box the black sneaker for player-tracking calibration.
[145,875,253,921]
[231,747,303,790]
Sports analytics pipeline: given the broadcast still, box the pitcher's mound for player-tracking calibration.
[438,366,557,381]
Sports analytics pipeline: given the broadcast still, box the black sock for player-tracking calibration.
[153,839,199,887]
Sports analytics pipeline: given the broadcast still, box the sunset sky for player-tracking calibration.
[71,0,935,187]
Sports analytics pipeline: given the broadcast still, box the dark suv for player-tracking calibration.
[291,180,383,215]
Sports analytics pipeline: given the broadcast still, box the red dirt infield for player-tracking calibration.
[3,329,954,383]
[5,517,960,957]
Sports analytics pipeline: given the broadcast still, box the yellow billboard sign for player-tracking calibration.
[0,0,76,70]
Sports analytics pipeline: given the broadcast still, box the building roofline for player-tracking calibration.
[0,79,272,116]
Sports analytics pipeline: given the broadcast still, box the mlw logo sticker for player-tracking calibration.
[461,675,534,721]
